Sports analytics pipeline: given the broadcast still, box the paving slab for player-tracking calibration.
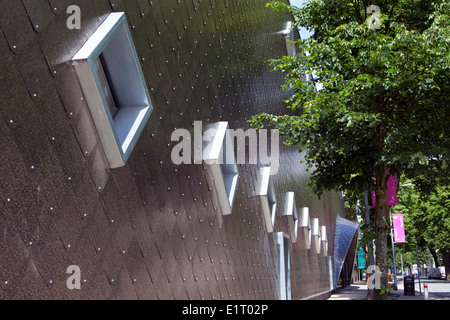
[328,280,428,300]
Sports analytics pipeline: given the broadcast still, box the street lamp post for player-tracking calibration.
[400,183,422,295]
[389,208,398,290]
[415,244,422,296]
[401,254,404,278]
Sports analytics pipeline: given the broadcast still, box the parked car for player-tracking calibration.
[428,268,442,279]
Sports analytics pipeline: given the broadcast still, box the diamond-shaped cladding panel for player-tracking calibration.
[0,0,345,300]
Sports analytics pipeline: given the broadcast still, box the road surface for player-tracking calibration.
[423,278,450,300]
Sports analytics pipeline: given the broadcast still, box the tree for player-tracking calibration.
[251,0,449,299]
[393,180,450,279]
[390,178,450,279]
[422,185,450,279]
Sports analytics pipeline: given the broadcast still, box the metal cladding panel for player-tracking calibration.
[1,0,347,300]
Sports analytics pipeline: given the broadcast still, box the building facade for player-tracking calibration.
[0,0,357,300]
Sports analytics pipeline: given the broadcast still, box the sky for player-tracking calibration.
[288,0,314,39]
[289,0,323,90]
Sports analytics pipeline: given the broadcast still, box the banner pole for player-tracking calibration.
[390,208,398,290]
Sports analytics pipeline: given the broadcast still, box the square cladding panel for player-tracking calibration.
[72,12,153,168]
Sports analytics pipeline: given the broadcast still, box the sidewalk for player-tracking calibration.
[328,280,428,300]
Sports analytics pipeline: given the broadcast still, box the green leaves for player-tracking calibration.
[392,178,450,255]
[252,0,449,198]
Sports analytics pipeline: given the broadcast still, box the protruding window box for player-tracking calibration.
[258,167,277,233]
[202,122,239,216]
[274,232,291,300]
[283,192,298,243]
[312,218,321,254]
[321,226,328,256]
[72,12,153,168]
[300,207,311,249]
[283,21,296,56]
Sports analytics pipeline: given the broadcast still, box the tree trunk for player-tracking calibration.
[369,120,389,299]
[364,192,374,300]
[443,251,450,281]
[373,208,389,299]
[371,166,390,300]
[428,247,439,268]
[366,288,374,300]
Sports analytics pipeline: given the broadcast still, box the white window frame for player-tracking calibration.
[72,12,153,168]
[274,232,291,300]
[258,167,277,233]
[321,226,328,256]
[283,192,298,243]
[312,218,321,254]
[282,21,296,56]
[300,207,311,249]
[203,122,239,216]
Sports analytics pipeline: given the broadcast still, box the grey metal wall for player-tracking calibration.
[0,0,345,299]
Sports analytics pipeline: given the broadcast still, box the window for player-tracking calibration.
[282,21,296,56]
[312,218,321,254]
[258,167,277,233]
[93,55,119,118]
[72,12,153,168]
[283,192,298,243]
[203,122,239,216]
[300,207,311,249]
[274,232,291,300]
[321,226,328,256]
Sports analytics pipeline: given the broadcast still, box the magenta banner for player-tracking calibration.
[371,174,398,206]
[386,174,398,206]
[392,214,406,243]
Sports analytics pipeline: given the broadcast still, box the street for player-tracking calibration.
[328,277,450,300]
[422,278,450,300]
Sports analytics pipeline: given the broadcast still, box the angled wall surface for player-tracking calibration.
[0,0,347,300]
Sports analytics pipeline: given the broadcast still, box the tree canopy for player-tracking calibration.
[252,0,449,196]
[391,179,450,279]
[252,0,449,298]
